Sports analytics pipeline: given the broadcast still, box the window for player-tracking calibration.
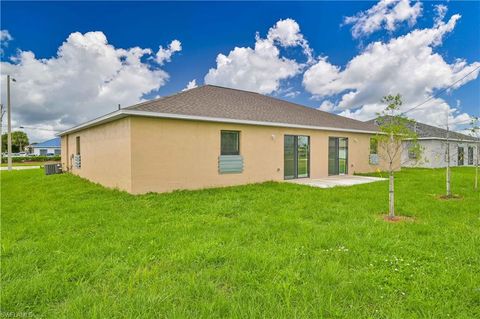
[369,138,379,165]
[370,138,378,155]
[40,149,47,156]
[458,147,464,166]
[468,146,474,165]
[54,149,61,156]
[221,131,240,155]
[407,142,417,159]
[76,136,81,155]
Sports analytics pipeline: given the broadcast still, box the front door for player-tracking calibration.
[328,137,348,175]
[284,135,310,179]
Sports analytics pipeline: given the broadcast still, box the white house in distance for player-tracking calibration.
[369,117,478,168]
[31,137,61,156]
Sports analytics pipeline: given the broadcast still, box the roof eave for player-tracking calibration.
[58,109,380,136]
[57,110,127,136]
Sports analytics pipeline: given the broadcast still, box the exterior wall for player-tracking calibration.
[402,140,479,168]
[61,117,133,192]
[129,117,392,194]
[32,147,61,156]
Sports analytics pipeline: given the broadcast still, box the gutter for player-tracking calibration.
[58,109,380,136]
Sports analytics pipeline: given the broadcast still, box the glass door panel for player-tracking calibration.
[284,135,310,179]
[284,135,296,179]
[297,136,310,178]
[328,137,338,175]
[338,138,348,175]
[329,137,348,175]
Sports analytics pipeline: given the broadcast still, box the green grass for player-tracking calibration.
[1,168,479,318]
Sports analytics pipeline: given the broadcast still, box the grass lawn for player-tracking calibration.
[1,168,479,318]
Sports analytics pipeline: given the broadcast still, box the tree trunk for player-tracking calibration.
[389,171,395,218]
[475,164,478,191]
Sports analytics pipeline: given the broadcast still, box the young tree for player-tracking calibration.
[374,94,420,219]
[445,112,452,197]
[469,116,480,191]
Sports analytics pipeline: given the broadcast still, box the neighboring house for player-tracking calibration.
[59,85,394,194]
[369,117,479,168]
[32,137,61,156]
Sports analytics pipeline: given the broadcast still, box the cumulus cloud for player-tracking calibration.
[156,39,182,65]
[182,79,198,91]
[267,18,313,63]
[344,0,422,38]
[304,14,480,129]
[204,18,311,94]
[317,100,335,112]
[0,29,13,55]
[0,31,180,141]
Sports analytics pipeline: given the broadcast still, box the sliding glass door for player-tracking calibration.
[328,137,348,175]
[284,136,296,179]
[284,135,310,179]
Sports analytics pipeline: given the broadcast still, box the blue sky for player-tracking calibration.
[1,1,479,141]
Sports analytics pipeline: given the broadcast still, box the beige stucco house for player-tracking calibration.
[59,85,391,194]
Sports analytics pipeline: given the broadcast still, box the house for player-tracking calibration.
[58,85,394,194]
[369,117,478,168]
[31,137,61,156]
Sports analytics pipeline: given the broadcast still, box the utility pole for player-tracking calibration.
[446,111,451,197]
[7,75,13,171]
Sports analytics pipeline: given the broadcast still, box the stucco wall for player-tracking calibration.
[61,117,132,192]
[129,117,390,194]
[402,140,479,168]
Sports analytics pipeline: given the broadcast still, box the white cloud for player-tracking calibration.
[0,29,12,42]
[317,100,335,112]
[156,39,182,65]
[0,31,180,141]
[267,18,313,63]
[204,18,311,94]
[304,14,480,130]
[182,79,198,91]
[344,0,423,38]
[434,4,448,26]
[0,29,13,55]
[284,90,300,98]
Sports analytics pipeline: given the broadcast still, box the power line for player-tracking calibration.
[401,65,480,115]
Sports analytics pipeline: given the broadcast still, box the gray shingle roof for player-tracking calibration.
[125,85,378,132]
[367,116,478,141]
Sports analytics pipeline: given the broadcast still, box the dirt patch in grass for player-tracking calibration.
[381,214,416,223]
[437,194,463,200]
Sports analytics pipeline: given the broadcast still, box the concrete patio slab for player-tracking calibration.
[286,175,386,188]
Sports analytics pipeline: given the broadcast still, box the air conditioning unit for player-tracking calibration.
[44,163,63,175]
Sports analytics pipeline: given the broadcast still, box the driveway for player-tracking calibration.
[286,175,386,188]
